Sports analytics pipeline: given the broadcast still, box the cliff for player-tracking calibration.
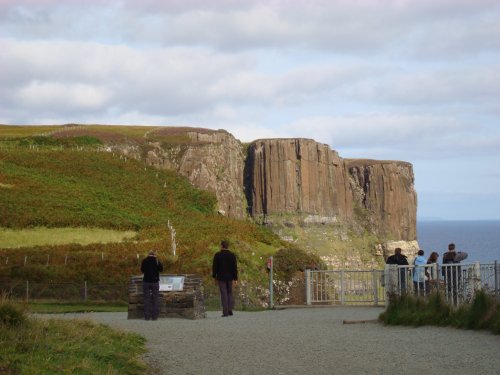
[144,128,246,218]
[347,159,417,241]
[245,138,353,222]
[245,139,417,242]
[36,125,418,245]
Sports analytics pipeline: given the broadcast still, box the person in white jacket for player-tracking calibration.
[413,250,427,296]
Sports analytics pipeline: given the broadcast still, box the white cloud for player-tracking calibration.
[16,81,112,110]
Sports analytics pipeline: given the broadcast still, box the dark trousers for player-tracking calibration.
[217,280,234,316]
[143,281,160,320]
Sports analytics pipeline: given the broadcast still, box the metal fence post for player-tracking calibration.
[305,269,311,305]
[26,280,29,302]
[84,280,88,302]
[340,270,345,305]
[372,270,379,306]
[495,260,499,302]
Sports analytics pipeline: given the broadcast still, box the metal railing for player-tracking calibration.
[303,261,499,307]
[384,261,500,307]
[305,269,385,306]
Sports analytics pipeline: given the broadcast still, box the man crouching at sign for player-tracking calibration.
[212,240,238,317]
[141,250,163,321]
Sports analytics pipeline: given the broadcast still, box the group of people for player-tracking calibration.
[386,243,468,301]
[140,240,238,320]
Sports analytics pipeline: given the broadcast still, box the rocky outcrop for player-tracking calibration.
[245,138,353,223]
[245,139,417,241]
[145,129,246,218]
[347,159,417,241]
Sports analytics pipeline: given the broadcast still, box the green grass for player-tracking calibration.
[0,136,289,303]
[0,227,137,248]
[379,290,500,334]
[0,297,147,374]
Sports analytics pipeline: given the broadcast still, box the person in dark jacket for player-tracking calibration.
[141,250,163,320]
[386,247,409,292]
[442,243,468,305]
[212,240,238,317]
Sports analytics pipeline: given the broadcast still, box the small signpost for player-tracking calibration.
[267,256,274,309]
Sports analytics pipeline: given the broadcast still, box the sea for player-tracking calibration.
[417,220,500,264]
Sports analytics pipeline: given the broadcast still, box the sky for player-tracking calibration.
[1,0,499,220]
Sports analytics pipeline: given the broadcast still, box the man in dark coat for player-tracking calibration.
[212,240,238,317]
[386,247,409,292]
[141,250,163,320]
[442,243,468,305]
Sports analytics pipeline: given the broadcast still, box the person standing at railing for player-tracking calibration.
[141,250,164,321]
[386,248,409,293]
[413,250,426,296]
[425,252,439,294]
[442,243,468,305]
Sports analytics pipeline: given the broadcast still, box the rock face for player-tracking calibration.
[245,139,417,241]
[102,128,416,243]
[145,129,246,218]
[347,159,417,241]
[245,138,354,223]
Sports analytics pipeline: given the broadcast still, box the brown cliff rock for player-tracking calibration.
[245,138,353,222]
[246,139,417,241]
[145,128,246,218]
[347,159,417,241]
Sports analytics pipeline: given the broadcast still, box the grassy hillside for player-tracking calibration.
[0,127,288,298]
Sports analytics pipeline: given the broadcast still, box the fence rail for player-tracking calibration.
[305,269,385,306]
[2,262,498,308]
[383,261,499,307]
[0,281,129,302]
[302,261,499,307]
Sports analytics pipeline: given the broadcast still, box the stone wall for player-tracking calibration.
[128,274,206,320]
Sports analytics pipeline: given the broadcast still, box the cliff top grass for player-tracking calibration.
[0,124,225,146]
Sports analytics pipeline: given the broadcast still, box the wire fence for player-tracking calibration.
[2,262,497,309]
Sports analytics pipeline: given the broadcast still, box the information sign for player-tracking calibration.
[159,276,185,291]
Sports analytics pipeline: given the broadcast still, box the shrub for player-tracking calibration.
[0,295,26,326]
[273,247,326,282]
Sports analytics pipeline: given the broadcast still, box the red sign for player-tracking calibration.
[267,257,273,269]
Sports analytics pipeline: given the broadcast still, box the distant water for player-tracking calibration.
[417,220,500,264]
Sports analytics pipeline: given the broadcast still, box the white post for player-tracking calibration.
[306,269,312,305]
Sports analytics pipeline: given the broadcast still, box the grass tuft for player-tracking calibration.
[380,290,500,334]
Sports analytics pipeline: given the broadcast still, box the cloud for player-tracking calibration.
[0,38,256,121]
[1,0,498,58]
[279,113,500,159]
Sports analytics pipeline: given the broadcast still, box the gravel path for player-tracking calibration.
[49,307,500,375]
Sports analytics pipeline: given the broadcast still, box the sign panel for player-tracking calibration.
[159,276,185,291]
